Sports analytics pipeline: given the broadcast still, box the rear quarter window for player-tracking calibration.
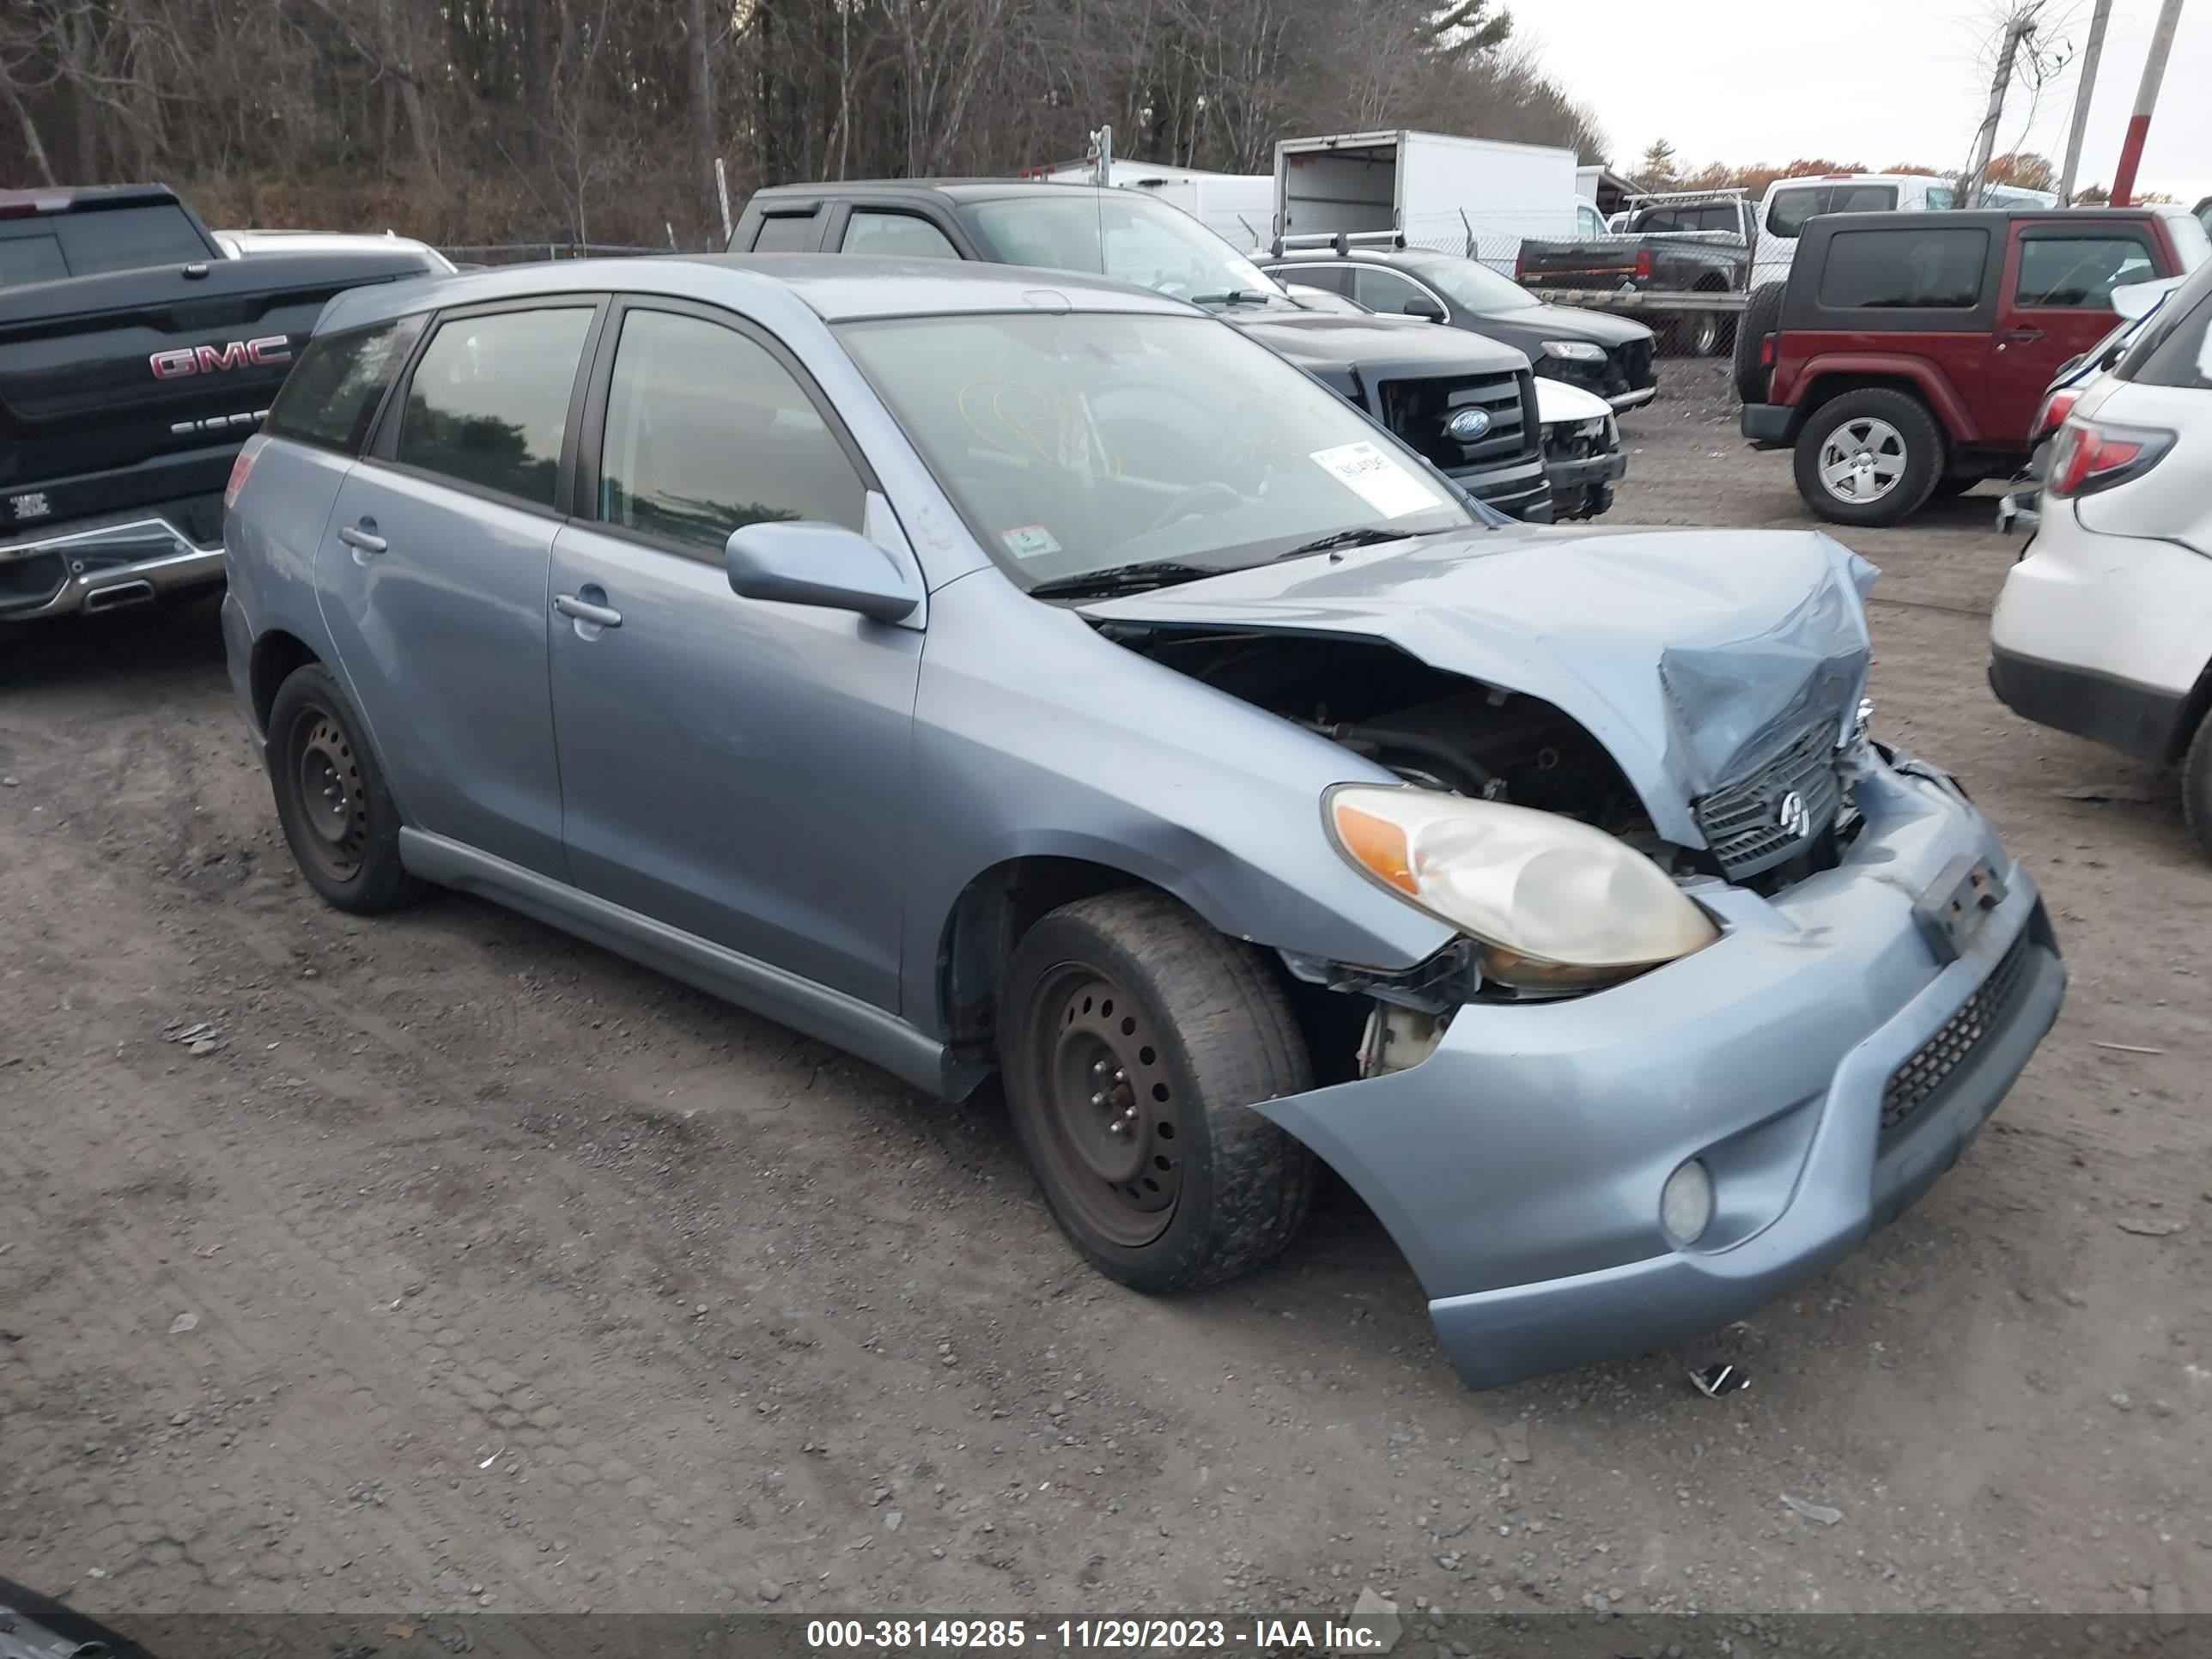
[265,316,428,454]
[1817,228,1987,309]
[2119,277,2212,390]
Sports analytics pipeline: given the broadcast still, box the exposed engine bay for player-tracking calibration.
[1106,625,1668,856]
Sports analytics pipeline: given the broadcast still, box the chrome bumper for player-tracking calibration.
[0,516,227,621]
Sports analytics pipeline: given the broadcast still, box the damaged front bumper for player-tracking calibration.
[1543,448,1626,521]
[1256,750,2064,1389]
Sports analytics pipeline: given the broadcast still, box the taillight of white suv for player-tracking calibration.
[2045,417,2175,499]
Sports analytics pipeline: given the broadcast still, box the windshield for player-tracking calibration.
[838,311,1476,590]
[1419,257,1539,313]
[963,193,1296,311]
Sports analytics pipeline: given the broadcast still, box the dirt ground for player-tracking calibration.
[3,360,2209,1624]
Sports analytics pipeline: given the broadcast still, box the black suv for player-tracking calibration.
[732,181,1553,521]
[1261,246,1657,410]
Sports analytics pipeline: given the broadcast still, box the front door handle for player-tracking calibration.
[554,592,623,629]
[337,523,386,554]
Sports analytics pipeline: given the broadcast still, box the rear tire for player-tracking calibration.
[1676,309,1723,357]
[999,889,1317,1293]
[267,662,428,915]
[2182,709,2212,863]
[1792,387,1944,527]
[1732,282,1786,402]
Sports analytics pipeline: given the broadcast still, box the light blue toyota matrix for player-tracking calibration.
[222,256,2065,1389]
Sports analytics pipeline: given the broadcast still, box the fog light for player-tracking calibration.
[1661,1159,1714,1245]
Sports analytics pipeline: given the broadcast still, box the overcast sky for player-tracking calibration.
[1520,0,2209,204]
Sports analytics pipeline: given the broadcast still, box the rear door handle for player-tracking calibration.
[337,524,386,553]
[2002,327,2045,343]
[554,592,623,629]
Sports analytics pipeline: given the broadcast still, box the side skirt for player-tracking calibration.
[398,828,971,1100]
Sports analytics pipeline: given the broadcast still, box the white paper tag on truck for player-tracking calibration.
[1310,441,1440,520]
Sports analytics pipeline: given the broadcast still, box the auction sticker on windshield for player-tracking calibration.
[1001,525,1063,560]
[1310,441,1438,519]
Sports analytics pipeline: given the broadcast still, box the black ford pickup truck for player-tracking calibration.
[1,184,442,623]
[731,180,1554,522]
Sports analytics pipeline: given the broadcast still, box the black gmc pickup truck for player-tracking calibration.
[1,184,442,623]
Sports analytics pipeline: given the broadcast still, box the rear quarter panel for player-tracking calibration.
[223,436,354,731]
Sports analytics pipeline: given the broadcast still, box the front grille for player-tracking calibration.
[1379,369,1537,471]
[1881,927,2033,1136]
[1692,722,1843,878]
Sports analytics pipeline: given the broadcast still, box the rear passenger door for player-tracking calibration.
[1990,222,2160,440]
[316,299,603,878]
[545,298,923,1010]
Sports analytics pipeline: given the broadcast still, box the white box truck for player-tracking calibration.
[1273,130,1580,270]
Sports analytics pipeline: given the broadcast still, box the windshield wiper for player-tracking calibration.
[1027,561,1230,599]
[1273,526,1430,560]
[1188,289,1276,308]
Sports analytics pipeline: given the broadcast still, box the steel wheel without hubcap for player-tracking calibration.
[289,709,368,882]
[1817,416,1908,503]
[1035,965,1182,1249]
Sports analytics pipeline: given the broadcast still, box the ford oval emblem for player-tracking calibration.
[1445,407,1492,442]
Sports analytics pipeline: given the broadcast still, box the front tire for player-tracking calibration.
[1675,310,1723,357]
[1793,387,1944,527]
[266,662,427,914]
[999,890,1317,1293]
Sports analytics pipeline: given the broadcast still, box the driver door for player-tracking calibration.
[546,297,924,1010]
[1989,223,2157,442]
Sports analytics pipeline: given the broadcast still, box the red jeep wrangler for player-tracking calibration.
[1737,207,2199,526]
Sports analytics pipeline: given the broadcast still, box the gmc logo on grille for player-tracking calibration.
[149,336,292,380]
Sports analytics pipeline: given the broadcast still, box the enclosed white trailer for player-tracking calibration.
[1274,130,1580,270]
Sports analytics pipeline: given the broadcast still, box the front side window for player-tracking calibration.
[1353,267,1432,314]
[2015,235,2154,308]
[1818,228,1987,309]
[1422,257,1538,313]
[396,307,594,508]
[1577,204,1606,239]
[267,314,428,453]
[597,307,864,555]
[839,311,1474,590]
[842,210,960,260]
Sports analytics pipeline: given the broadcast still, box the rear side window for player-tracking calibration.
[0,229,69,287]
[595,307,864,555]
[396,307,594,508]
[752,212,819,252]
[2014,234,2154,308]
[265,316,427,454]
[840,210,960,259]
[1818,228,1987,309]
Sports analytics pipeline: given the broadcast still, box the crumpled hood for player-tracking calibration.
[1080,523,1877,847]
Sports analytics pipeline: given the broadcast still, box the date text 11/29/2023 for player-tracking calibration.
[805,1618,1393,1651]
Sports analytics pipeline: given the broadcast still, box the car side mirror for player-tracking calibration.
[724,520,919,623]
[1403,296,1447,323]
[2054,353,2085,380]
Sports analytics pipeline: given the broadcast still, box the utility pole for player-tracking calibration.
[2112,0,2185,206]
[1960,9,2039,209]
[2057,0,2112,202]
